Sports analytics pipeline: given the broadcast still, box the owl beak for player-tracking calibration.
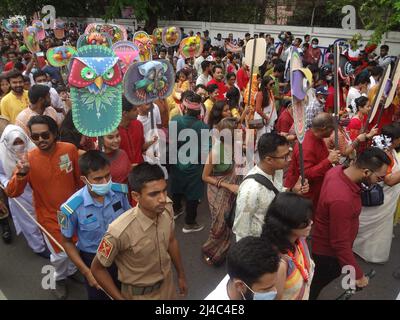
[94,76,103,90]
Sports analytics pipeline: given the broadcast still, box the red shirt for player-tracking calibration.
[236,67,249,91]
[207,78,227,101]
[118,120,145,165]
[276,108,293,133]
[325,85,345,113]
[107,149,131,184]
[4,61,14,71]
[312,165,363,279]
[284,130,332,209]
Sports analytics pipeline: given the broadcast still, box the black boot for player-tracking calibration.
[0,218,12,244]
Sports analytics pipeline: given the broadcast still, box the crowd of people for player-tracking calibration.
[0,19,400,301]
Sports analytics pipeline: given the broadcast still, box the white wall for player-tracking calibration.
[61,17,400,55]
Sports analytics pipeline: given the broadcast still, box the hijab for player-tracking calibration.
[0,125,36,177]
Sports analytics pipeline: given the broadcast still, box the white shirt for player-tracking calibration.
[213,39,224,48]
[176,57,186,72]
[205,275,230,300]
[194,56,205,75]
[196,73,212,86]
[346,86,362,115]
[233,165,284,241]
[378,55,391,68]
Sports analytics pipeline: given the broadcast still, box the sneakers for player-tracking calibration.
[174,208,185,220]
[52,280,68,300]
[68,271,86,284]
[182,223,204,233]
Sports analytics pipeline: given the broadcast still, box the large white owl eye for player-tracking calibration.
[81,66,96,81]
[103,68,115,81]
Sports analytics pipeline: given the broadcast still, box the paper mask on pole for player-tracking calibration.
[134,31,153,61]
[123,59,174,105]
[85,23,127,43]
[162,26,181,47]
[179,36,203,58]
[112,41,140,73]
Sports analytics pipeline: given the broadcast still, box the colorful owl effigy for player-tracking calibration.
[68,45,123,137]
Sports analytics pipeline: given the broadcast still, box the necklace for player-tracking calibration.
[287,240,310,282]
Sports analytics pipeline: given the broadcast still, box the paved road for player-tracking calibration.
[1,198,399,300]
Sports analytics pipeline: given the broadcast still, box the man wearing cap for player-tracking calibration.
[169,92,209,233]
[305,86,328,129]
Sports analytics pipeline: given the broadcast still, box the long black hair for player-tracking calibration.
[261,193,313,253]
[260,76,273,108]
[208,100,227,128]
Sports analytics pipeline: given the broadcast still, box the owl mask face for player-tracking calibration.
[123,59,174,105]
[68,45,123,137]
[162,27,181,47]
[77,32,113,48]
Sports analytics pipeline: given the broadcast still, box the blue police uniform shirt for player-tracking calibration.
[60,183,131,253]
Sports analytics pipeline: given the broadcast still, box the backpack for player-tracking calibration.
[224,173,280,229]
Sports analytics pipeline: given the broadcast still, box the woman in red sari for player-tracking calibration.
[347,96,378,142]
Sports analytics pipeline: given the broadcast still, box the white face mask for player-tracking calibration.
[312,44,317,49]
[10,144,26,155]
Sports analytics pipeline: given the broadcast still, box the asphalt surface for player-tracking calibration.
[0,197,400,300]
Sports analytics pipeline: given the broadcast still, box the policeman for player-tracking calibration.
[91,162,188,300]
[60,150,131,300]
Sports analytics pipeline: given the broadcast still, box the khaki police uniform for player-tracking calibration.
[96,198,177,300]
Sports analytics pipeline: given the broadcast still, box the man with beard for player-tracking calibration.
[309,148,390,299]
[15,84,61,134]
[207,65,227,101]
[5,115,82,299]
[0,70,29,124]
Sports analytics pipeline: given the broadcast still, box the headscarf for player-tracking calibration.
[0,125,36,177]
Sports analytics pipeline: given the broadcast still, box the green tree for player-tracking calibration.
[326,0,400,44]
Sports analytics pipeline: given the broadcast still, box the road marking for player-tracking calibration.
[0,289,7,300]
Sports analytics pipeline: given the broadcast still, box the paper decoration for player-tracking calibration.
[162,26,181,47]
[77,32,113,48]
[112,41,140,73]
[179,36,203,58]
[23,26,40,53]
[46,46,77,67]
[85,23,127,44]
[134,31,153,62]
[2,16,26,33]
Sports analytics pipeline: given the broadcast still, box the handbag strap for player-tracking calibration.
[244,173,280,195]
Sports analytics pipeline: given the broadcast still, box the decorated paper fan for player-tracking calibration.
[134,31,154,61]
[179,36,203,59]
[32,20,45,41]
[112,41,140,73]
[123,59,175,105]
[23,26,40,53]
[46,46,77,67]
[77,32,113,49]
[53,19,65,40]
[152,28,163,45]
[162,26,181,47]
[85,23,127,44]
[2,16,26,33]
[369,64,391,123]
[290,47,312,144]
[339,54,355,78]
[384,58,400,109]
[68,45,123,137]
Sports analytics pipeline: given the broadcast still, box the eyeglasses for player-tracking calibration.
[370,170,386,181]
[31,131,51,141]
[268,150,292,161]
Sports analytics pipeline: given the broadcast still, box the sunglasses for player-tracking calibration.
[31,131,51,141]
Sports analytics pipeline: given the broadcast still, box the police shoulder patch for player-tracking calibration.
[57,211,68,229]
[98,237,113,259]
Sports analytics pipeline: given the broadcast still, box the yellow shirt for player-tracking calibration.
[204,99,214,114]
[0,90,29,124]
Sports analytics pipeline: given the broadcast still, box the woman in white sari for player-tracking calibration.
[353,124,400,263]
[0,125,48,257]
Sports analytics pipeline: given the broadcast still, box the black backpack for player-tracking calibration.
[224,173,280,229]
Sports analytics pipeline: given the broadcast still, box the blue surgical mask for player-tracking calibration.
[242,282,277,300]
[86,178,112,196]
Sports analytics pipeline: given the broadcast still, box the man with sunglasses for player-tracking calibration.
[5,115,82,299]
[310,147,391,300]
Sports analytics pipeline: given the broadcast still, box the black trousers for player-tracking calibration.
[172,193,199,225]
[309,254,342,300]
[80,251,121,300]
